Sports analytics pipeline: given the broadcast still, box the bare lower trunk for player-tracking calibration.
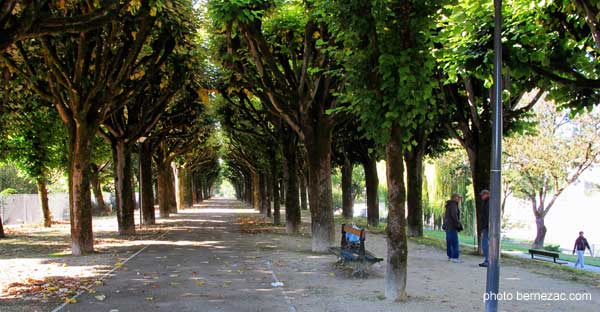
[282,129,300,233]
[272,169,281,225]
[265,173,272,217]
[183,169,193,208]
[252,171,260,210]
[0,217,4,238]
[68,123,95,255]
[533,214,547,248]
[140,141,155,225]
[300,168,308,211]
[90,163,108,214]
[167,164,177,213]
[465,132,491,253]
[37,177,51,227]
[157,163,175,218]
[363,157,379,226]
[385,125,408,301]
[305,123,334,253]
[177,167,184,211]
[405,148,424,237]
[341,155,353,220]
[113,140,136,236]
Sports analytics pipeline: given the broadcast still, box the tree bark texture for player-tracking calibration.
[67,123,96,255]
[157,163,175,218]
[304,121,334,253]
[112,140,136,236]
[271,157,281,225]
[363,157,379,227]
[405,147,424,237]
[300,167,308,211]
[90,163,108,214]
[384,125,408,301]
[282,131,301,234]
[37,177,51,227]
[140,141,155,225]
[177,167,184,211]
[341,155,354,220]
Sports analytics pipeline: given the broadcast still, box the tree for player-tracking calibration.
[435,0,556,247]
[505,98,600,248]
[0,0,124,52]
[1,1,198,254]
[0,87,66,228]
[318,0,442,301]
[209,0,343,251]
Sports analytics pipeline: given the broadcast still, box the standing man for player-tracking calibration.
[444,193,462,263]
[479,189,490,267]
[573,231,592,269]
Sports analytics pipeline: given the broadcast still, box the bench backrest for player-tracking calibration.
[341,224,366,256]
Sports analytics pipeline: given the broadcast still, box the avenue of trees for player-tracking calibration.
[1,0,600,303]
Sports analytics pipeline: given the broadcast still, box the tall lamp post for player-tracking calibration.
[486,0,503,311]
[138,136,147,229]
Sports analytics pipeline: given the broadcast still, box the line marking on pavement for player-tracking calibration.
[266,260,297,312]
[52,231,169,312]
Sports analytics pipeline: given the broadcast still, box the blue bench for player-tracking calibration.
[330,224,382,278]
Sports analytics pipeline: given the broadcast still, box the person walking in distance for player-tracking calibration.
[443,194,463,263]
[573,231,592,269]
[479,189,490,267]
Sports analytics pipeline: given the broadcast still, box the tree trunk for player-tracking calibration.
[265,173,272,217]
[0,217,5,238]
[37,177,51,227]
[304,121,334,253]
[385,125,408,301]
[341,155,354,220]
[252,171,260,210]
[157,163,173,218]
[167,164,177,213]
[363,157,379,226]
[90,163,108,214]
[282,129,300,233]
[184,169,193,208]
[259,172,267,214]
[465,132,492,253]
[140,141,155,225]
[271,155,281,225]
[300,167,308,211]
[177,167,184,211]
[405,147,424,237]
[67,122,96,255]
[112,140,136,236]
[533,212,547,248]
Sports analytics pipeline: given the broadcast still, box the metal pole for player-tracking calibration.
[486,0,503,311]
[139,144,143,229]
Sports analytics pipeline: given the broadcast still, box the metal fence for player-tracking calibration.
[0,193,114,225]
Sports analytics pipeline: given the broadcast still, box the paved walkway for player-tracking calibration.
[61,199,293,312]
[506,250,600,273]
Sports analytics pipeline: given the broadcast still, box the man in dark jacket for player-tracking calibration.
[444,194,462,263]
[573,231,592,269]
[479,189,490,267]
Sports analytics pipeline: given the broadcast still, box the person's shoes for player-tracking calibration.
[451,258,463,263]
[479,262,488,267]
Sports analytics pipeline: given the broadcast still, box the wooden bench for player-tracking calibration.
[528,249,567,264]
[329,224,383,278]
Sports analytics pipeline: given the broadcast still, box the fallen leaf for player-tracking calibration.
[195,280,205,286]
[94,294,106,301]
[329,272,335,277]
[65,297,77,304]
[146,296,154,301]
